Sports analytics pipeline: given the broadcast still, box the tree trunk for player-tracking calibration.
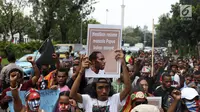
[3,34,6,41]
[41,0,60,40]
[19,32,23,43]
[10,32,14,43]
[60,23,67,43]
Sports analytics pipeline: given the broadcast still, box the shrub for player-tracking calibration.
[0,41,42,58]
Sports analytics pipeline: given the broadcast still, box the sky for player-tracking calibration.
[89,0,180,31]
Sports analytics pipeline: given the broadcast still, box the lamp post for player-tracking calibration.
[106,9,109,24]
[80,9,83,44]
[121,0,125,29]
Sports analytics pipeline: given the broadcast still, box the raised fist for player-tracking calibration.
[27,56,34,64]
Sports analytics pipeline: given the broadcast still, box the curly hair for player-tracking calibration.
[89,51,102,61]
[84,79,115,99]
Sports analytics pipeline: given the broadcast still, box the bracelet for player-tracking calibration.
[10,85,18,90]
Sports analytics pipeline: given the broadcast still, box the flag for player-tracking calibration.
[36,38,55,65]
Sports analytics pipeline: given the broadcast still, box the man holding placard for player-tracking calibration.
[70,49,131,112]
[85,24,122,78]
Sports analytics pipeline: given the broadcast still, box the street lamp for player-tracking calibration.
[106,9,109,24]
[121,0,125,29]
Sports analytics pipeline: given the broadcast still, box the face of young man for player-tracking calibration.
[27,92,40,112]
[185,77,192,85]
[96,81,110,101]
[57,71,68,86]
[162,76,172,89]
[93,53,106,71]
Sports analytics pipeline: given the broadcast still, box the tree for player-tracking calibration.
[0,0,30,42]
[28,0,96,42]
[156,1,200,56]
[122,26,152,46]
[81,18,100,44]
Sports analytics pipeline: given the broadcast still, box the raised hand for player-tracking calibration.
[69,99,77,107]
[10,72,19,83]
[52,53,58,60]
[27,56,35,64]
[80,56,90,71]
[171,89,181,101]
[10,71,20,87]
[115,49,125,64]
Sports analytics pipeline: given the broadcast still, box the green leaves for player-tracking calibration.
[156,1,200,56]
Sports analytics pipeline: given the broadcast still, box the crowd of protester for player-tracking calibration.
[0,46,199,112]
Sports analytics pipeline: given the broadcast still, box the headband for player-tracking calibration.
[131,91,147,101]
[25,88,40,100]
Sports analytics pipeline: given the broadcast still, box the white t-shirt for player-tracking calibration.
[174,74,180,85]
[85,68,105,78]
[81,93,125,112]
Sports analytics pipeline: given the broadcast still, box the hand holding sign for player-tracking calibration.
[80,56,90,73]
[115,50,125,64]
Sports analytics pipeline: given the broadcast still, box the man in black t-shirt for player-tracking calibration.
[154,73,176,112]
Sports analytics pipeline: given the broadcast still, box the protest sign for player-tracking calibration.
[147,97,162,108]
[7,90,59,112]
[74,44,83,52]
[86,24,122,78]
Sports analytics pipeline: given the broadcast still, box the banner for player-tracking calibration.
[147,97,162,108]
[86,24,122,78]
[7,90,59,112]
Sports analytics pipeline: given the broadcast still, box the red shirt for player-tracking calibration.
[0,80,34,109]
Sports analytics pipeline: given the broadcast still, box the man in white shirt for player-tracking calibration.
[70,50,131,112]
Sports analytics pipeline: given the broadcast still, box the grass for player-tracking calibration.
[2,58,9,66]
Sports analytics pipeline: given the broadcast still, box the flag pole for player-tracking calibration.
[151,19,155,77]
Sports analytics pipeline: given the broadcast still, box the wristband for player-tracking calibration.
[10,85,18,90]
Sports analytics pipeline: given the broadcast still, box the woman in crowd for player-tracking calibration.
[55,91,80,112]
[136,77,153,96]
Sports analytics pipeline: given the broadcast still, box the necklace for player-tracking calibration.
[96,99,109,112]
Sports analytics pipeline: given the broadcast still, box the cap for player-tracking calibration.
[141,66,151,73]
[181,88,199,100]
[131,104,160,112]
[131,91,147,101]
[93,78,111,83]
